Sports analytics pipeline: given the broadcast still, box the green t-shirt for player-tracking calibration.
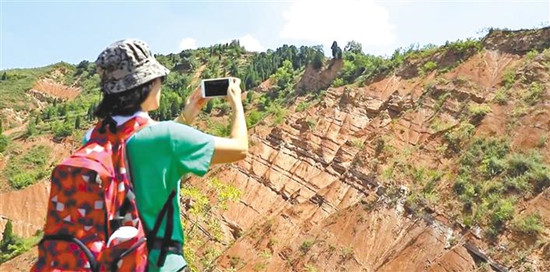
[84,119,214,271]
[126,121,214,240]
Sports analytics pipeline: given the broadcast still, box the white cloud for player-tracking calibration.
[220,34,265,52]
[238,34,265,52]
[179,38,197,50]
[280,0,396,52]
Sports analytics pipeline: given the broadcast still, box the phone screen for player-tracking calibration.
[204,79,229,97]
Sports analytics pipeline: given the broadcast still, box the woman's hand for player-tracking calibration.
[177,85,209,124]
[226,77,242,109]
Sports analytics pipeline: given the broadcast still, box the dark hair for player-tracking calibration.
[94,81,156,119]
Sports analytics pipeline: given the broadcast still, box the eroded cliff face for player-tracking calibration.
[3,28,550,271]
[0,182,49,239]
[186,30,550,271]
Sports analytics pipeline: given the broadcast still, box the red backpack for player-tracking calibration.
[32,116,150,272]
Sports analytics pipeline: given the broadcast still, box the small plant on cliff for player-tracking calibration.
[522,82,545,105]
[296,101,311,112]
[513,213,544,236]
[300,239,315,255]
[420,61,438,76]
[501,69,516,89]
[331,78,345,87]
[444,122,475,153]
[525,49,539,61]
[493,88,510,105]
[468,103,492,121]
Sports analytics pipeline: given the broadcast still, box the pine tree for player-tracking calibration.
[1,72,7,80]
[205,100,214,114]
[74,116,81,129]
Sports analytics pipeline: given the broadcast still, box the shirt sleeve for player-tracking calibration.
[168,121,215,177]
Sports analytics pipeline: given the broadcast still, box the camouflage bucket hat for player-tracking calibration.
[95,39,169,94]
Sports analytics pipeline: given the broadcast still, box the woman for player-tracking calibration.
[90,39,248,271]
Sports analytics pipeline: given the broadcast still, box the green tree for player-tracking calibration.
[0,118,3,135]
[205,100,214,114]
[312,52,324,70]
[345,41,363,54]
[74,116,81,129]
[26,119,37,137]
[0,220,14,252]
[246,91,254,104]
[1,72,6,80]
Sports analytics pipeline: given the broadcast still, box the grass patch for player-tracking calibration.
[493,88,510,105]
[3,144,52,189]
[0,66,52,111]
[453,138,550,238]
[513,213,544,236]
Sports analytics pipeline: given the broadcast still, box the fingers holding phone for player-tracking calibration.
[201,77,243,108]
[227,77,242,107]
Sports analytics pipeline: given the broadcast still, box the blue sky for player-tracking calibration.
[1,0,548,70]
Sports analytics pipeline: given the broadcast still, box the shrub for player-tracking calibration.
[468,103,492,118]
[0,135,8,153]
[4,145,52,189]
[300,240,314,254]
[490,198,515,227]
[493,88,509,105]
[246,110,266,127]
[513,213,544,236]
[296,101,311,112]
[331,78,345,87]
[444,122,475,152]
[525,49,539,61]
[423,61,437,73]
[523,82,544,105]
[52,121,74,139]
[501,69,516,89]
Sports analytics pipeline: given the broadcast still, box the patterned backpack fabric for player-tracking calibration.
[32,116,150,272]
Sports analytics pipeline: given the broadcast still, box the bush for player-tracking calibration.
[246,110,266,127]
[523,82,545,105]
[468,103,492,118]
[501,69,516,89]
[513,214,544,236]
[300,240,314,254]
[331,78,345,87]
[490,198,515,227]
[493,88,509,105]
[420,61,437,75]
[296,101,311,112]
[52,121,74,139]
[0,135,8,153]
[444,122,475,152]
[4,145,52,189]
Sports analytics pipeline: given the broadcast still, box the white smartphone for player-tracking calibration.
[201,77,231,98]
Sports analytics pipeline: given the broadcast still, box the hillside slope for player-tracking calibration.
[1,28,550,271]
[183,28,550,271]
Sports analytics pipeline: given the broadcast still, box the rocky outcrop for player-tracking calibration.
[483,26,550,55]
[295,59,344,94]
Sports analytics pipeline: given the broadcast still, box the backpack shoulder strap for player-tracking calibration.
[146,189,177,266]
